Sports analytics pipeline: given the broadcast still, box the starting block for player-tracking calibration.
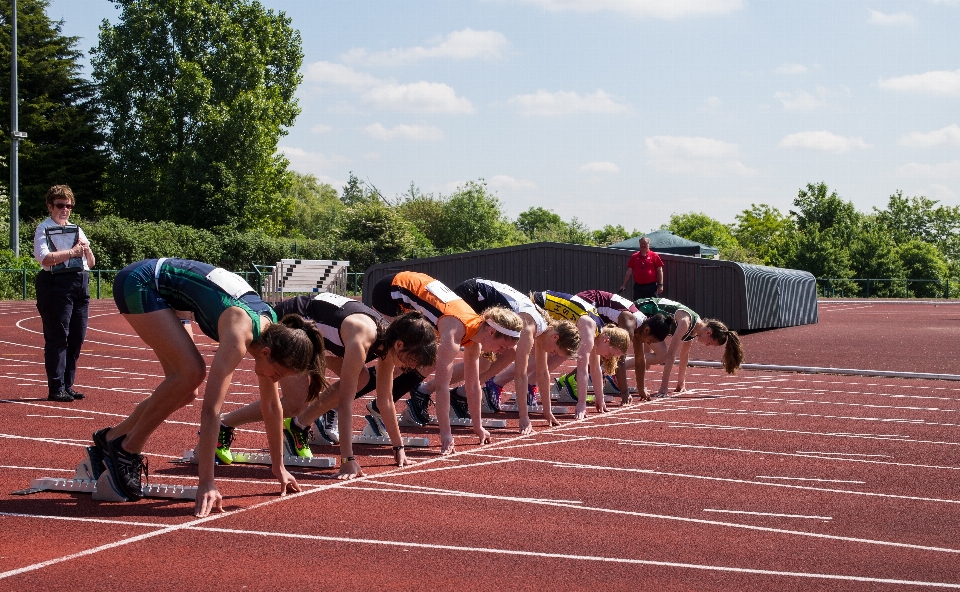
[499,402,573,414]
[550,383,616,405]
[178,449,335,468]
[351,417,430,447]
[12,457,197,502]
[397,412,507,429]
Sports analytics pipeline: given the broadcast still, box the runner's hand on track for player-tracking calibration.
[395,448,416,467]
[273,465,301,496]
[674,382,687,394]
[440,434,456,455]
[574,402,588,420]
[195,482,224,517]
[518,416,535,435]
[621,393,634,406]
[334,459,364,480]
[474,427,492,445]
[542,411,561,427]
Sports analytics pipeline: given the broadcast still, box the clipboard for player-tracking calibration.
[45,224,83,274]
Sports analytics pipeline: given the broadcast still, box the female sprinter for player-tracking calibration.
[93,258,325,517]
[433,278,580,435]
[533,290,630,420]
[635,297,744,397]
[575,289,646,404]
[216,293,437,479]
[371,272,523,454]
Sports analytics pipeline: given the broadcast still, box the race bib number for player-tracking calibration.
[425,280,461,304]
[206,268,257,299]
[313,292,352,307]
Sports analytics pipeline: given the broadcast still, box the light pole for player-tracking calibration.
[9,0,25,256]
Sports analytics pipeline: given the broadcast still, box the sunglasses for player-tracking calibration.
[53,202,74,210]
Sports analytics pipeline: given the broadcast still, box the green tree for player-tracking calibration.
[848,217,903,297]
[875,191,960,265]
[340,172,382,206]
[91,0,303,233]
[280,171,342,239]
[895,239,949,298]
[791,182,861,242]
[666,212,740,254]
[335,201,433,271]
[733,204,794,265]
[0,0,108,218]
[591,224,636,247]
[516,207,563,238]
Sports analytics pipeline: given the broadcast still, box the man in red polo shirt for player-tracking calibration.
[619,236,664,300]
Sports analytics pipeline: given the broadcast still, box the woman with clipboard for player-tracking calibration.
[32,185,96,403]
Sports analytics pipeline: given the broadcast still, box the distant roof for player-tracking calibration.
[607,230,720,256]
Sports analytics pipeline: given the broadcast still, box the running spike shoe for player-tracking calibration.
[90,426,111,479]
[312,409,339,445]
[449,388,471,420]
[404,387,432,427]
[104,436,146,501]
[555,373,579,401]
[603,374,621,394]
[283,418,313,459]
[527,384,540,407]
[216,424,235,464]
[481,379,503,413]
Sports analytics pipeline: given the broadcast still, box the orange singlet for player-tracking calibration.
[390,272,487,346]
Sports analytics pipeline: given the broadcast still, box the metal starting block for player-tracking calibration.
[179,449,335,468]
[351,417,431,447]
[499,402,573,414]
[550,384,616,405]
[12,458,197,502]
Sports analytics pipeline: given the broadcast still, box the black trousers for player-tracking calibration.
[633,281,659,300]
[35,270,89,394]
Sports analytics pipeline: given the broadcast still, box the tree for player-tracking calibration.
[280,171,341,239]
[848,217,903,297]
[0,0,108,218]
[334,201,434,272]
[733,204,794,265]
[516,207,563,238]
[895,239,949,298]
[91,0,303,233]
[875,191,960,265]
[340,172,382,206]
[791,182,861,243]
[666,212,739,254]
[591,224,636,247]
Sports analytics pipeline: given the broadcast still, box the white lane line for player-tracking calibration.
[187,526,960,589]
[798,451,890,458]
[472,452,960,506]
[756,476,866,484]
[26,415,95,420]
[703,509,832,520]
[0,512,166,528]
[349,481,583,505]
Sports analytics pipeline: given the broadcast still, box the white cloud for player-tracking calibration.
[580,161,620,173]
[508,89,631,115]
[303,61,381,92]
[342,29,510,66]
[898,160,960,177]
[310,124,332,134]
[513,0,744,19]
[488,175,538,190]
[879,69,960,96]
[278,146,349,170]
[928,184,958,200]
[361,82,475,114]
[644,135,757,176]
[899,124,960,148]
[779,131,871,153]
[363,123,445,141]
[773,63,808,75]
[774,87,827,111]
[868,9,917,27]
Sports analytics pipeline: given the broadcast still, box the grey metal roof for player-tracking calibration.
[608,230,720,256]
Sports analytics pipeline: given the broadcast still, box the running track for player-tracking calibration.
[0,299,958,590]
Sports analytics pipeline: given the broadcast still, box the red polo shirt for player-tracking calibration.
[627,250,664,284]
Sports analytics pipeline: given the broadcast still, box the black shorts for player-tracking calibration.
[370,273,402,317]
[633,282,659,300]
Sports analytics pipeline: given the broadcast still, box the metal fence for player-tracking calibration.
[818,278,953,299]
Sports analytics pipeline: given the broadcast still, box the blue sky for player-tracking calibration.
[47,0,960,232]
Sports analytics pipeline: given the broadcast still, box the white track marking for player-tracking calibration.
[702,509,832,520]
[755,476,866,484]
[797,451,890,457]
[0,512,166,528]
[348,481,583,505]
[25,415,94,420]
[184,526,960,589]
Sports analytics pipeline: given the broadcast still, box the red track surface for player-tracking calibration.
[1,299,958,590]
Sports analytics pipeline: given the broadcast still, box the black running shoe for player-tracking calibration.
[90,427,112,479]
[66,388,86,400]
[449,388,471,420]
[104,436,147,501]
[406,387,432,426]
[47,389,74,402]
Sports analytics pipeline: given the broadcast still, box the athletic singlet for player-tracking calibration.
[532,291,603,336]
[454,278,548,336]
[635,297,700,341]
[154,258,275,342]
[390,272,486,346]
[274,293,382,361]
[576,290,646,326]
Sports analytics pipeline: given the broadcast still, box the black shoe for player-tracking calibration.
[90,427,112,479]
[104,436,147,501]
[406,387,432,426]
[47,389,74,402]
[66,388,86,400]
[449,388,471,420]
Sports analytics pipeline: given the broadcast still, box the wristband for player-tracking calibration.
[392,445,405,451]
[340,456,355,463]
